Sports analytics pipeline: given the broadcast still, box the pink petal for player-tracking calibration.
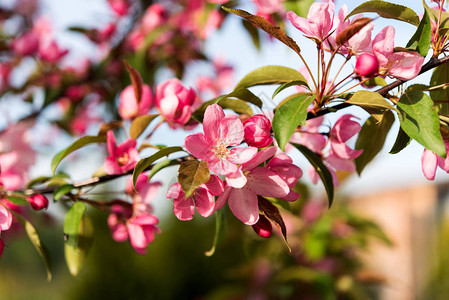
[225,168,247,188]
[220,115,244,146]
[194,188,215,218]
[0,205,12,232]
[159,94,179,120]
[332,115,361,143]
[373,25,395,67]
[167,182,183,199]
[215,185,232,211]
[242,146,278,171]
[127,223,148,254]
[326,151,356,172]
[388,52,424,80]
[204,174,224,196]
[246,167,289,198]
[228,147,258,164]
[138,85,153,115]
[287,11,313,37]
[331,141,363,160]
[107,130,117,155]
[132,214,159,226]
[103,156,122,175]
[173,195,195,221]
[208,157,238,175]
[227,187,260,225]
[203,104,224,143]
[184,133,214,161]
[422,149,438,180]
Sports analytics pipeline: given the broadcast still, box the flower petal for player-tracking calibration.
[227,187,259,225]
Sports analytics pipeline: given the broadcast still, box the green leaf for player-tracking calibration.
[51,135,107,174]
[53,184,74,202]
[222,7,301,57]
[129,114,158,139]
[133,146,185,189]
[217,98,254,116]
[346,1,419,26]
[283,0,314,18]
[13,212,52,281]
[147,159,176,181]
[6,195,29,205]
[363,76,387,88]
[205,209,227,256]
[346,90,396,112]
[355,110,395,174]
[64,202,87,250]
[389,126,412,154]
[397,91,445,156]
[178,160,210,198]
[430,62,449,116]
[64,215,94,276]
[423,0,449,31]
[26,176,51,188]
[235,65,308,90]
[406,9,431,56]
[272,80,309,99]
[293,143,334,208]
[272,94,314,151]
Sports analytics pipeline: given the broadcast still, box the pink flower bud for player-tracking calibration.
[108,0,130,16]
[355,53,379,78]
[252,215,272,238]
[243,114,273,148]
[27,194,49,211]
[155,79,197,128]
[38,40,68,63]
[11,31,39,56]
[118,84,153,120]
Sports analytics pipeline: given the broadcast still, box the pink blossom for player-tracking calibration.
[108,174,161,254]
[329,115,362,160]
[266,153,302,201]
[289,116,326,154]
[326,5,373,55]
[215,147,294,225]
[142,4,167,34]
[253,0,285,15]
[27,194,49,211]
[0,204,12,234]
[11,31,39,56]
[287,1,335,42]
[108,204,160,254]
[166,174,224,221]
[372,26,424,80]
[197,57,234,97]
[185,104,257,175]
[244,114,273,148]
[103,131,139,175]
[108,0,130,16]
[421,143,449,180]
[118,84,153,120]
[38,40,68,63]
[155,78,197,128]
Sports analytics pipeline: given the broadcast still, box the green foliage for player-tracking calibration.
[397,91,445,156]
[235,65,308,90]
[133,146,185,189]
[64,215,94,276]
[346,0,419,26]
[51,136,107,174]
[406,10,432,56]
[205,209,227,257]
[53,184,74,202]
[430,62,449,116]
[389,126,412,154]
[355,110,395,174]
[272,94,314,151]
[293,143,334,208]
[64,202,87,250]
[129,114,158,139]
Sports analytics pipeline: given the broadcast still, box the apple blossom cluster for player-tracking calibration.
[2,0,449,281]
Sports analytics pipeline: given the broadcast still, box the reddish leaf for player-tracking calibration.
[336,17,372,46]
[258,197,291,251]
[222,7,301,57]
[123,60,143,103]
[178,160,210,198]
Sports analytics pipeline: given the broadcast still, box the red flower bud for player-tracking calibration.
[243,114,273,148]
[252,215,272,238]
[355,53,379,78]
[0,238,4,258]
[27,194,49,211]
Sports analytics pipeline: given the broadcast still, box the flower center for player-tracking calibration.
[117,152,129,166]
[213,139,230,159]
